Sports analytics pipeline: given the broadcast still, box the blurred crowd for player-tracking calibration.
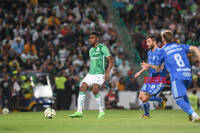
[114,0,200,91]
[0,0,140,110]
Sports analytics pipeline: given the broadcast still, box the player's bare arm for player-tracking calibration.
[105,55,113,81]
[135,67,146,78]
[137,61,164,76]
[141,62,161,72]
[189,46,200,61]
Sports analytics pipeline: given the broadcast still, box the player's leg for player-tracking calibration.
[149,96,162,103]
[182,80,194,121]
[91,83,104,118]
[70,77,89,118]
[149,83,167,109]
[139,91,150,118]
[77,83,88,112]
[184,80,192,104]
[139,84,151,118]
[171,80,200,122]
[149,96,167,110]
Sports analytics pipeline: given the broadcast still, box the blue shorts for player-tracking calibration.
[141,82,165,95]
[171,79,191,99]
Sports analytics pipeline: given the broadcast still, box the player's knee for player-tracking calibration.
[92,84,100,95]
[80,82,88,92]
[139,95,143,100]
[139,92,143,100]
[142,97,149,103]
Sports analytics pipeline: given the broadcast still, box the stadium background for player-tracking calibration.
[0,0,200,112]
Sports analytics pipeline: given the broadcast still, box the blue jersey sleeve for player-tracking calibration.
[181,44,190,53]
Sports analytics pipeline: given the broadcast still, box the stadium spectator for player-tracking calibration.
[54,72,67,110]
[24,40,37,55]
[192,61,200,75]
[11,37,24,55]
[105,89,119,109]
[64,75,73,110]
[190,75,200,90]
[116,77,126,91]
[188,90,199,111]
[0,74,12,110]
[125,75,140,91]
[117,59,130,77]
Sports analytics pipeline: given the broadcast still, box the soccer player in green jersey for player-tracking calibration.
[70,32,113,118]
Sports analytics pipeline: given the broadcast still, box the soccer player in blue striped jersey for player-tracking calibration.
[135,35,167,119]
[141,30,200,122]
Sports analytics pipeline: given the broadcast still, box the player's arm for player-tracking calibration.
[135,67,146,78]
[135,60,148,78]
[102,45,113,81]
[105,55,113,81]
[189,46,200,61]
[141,62,161,72]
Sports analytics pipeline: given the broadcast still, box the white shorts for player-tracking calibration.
[80,74,105,88]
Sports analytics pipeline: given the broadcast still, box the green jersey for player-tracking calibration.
[88,43,111,75]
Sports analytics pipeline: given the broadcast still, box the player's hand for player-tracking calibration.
[135,72,141,78]
[141,61,150,70]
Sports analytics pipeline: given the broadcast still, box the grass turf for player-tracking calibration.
[0,110,200,133]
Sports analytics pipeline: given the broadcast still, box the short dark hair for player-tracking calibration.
[146,35,156,41]
[90,31,100,37]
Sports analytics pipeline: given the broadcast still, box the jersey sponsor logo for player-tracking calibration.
[144,76,170,83]
[176,67,191,72]
[163,44,178,51]
[91,57,99,60]
[166,48,183,55]
[182,72,192,77]
[92,54,100,57]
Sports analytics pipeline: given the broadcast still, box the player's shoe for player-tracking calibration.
[69,112,83,118]
[98,112,105,118]
[191,112,200,122]
[140,114,150,119]
[161,98,167,110]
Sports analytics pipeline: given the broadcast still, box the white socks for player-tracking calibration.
[77,92,104,113]
[77,92,85,113]
[95,93,104,113]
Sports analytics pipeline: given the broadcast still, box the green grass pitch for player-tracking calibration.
[0,110,200,133]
